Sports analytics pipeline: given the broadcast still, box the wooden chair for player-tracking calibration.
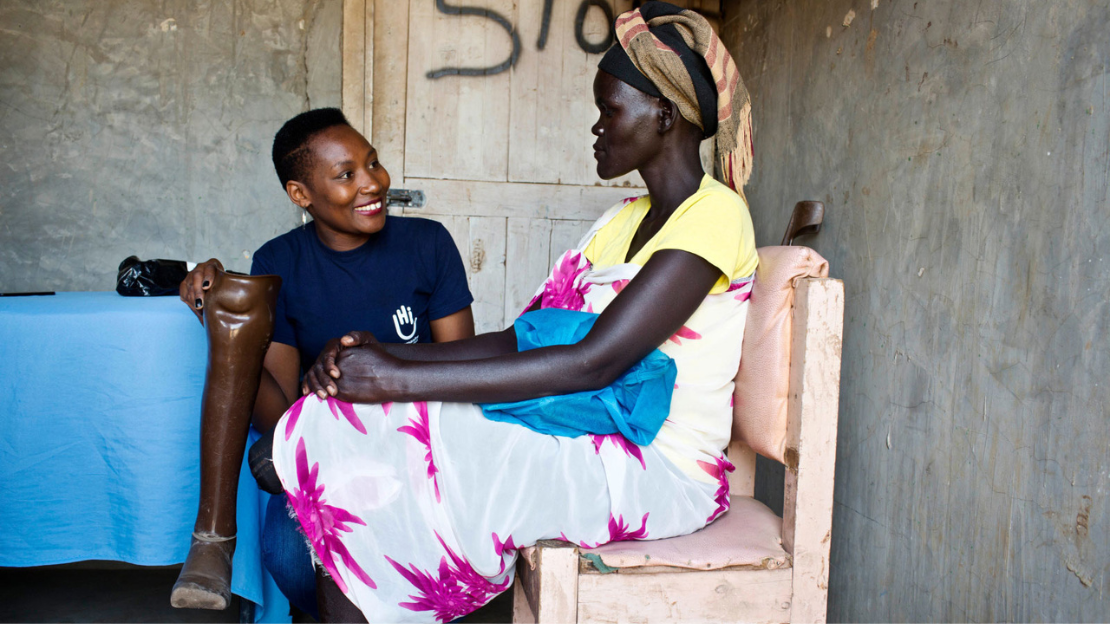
[512,202,844,623]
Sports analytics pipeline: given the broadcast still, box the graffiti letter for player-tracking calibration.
[426,0,522,78]
[575,0,615,54]
[536,0,555,50]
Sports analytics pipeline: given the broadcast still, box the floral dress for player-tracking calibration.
[271,193,755,622]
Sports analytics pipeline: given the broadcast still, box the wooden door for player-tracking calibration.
[343,0,719,333]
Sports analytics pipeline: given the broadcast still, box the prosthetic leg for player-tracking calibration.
[171,270,281,610]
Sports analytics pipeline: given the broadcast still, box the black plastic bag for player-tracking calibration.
[116,256,189,296]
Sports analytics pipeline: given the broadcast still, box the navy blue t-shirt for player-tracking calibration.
[250,217,472,374]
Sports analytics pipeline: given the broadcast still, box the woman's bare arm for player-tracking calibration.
[316,249,720,405]
[252,342,300,431]
[429,306,475,342]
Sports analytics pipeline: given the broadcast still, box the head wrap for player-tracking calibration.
[598,2,754,191]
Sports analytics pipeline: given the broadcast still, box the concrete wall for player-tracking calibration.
[0,0,342,291]
[721,0,1110,620]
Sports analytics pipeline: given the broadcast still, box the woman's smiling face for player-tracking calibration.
[591,70,661,180]
[296,124,390,250]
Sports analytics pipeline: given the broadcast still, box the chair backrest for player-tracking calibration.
[731,246,829,463]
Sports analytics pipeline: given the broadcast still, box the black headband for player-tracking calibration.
[595,2,719,138]
[598,44,663,98]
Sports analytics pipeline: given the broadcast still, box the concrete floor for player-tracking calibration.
[0,563,239,623]
[0,563,512,623]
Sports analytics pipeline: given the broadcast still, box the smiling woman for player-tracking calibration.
[283,124,390,249]
[172,108,476,616]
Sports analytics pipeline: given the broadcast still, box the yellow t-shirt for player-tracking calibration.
[584,175,758,293]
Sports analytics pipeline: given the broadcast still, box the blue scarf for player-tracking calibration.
[480,308,676,446]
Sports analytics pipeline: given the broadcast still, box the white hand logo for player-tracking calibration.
[392,305,418,343]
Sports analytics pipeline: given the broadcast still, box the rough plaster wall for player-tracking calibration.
[0,0,341,291]
[722,0,1109,621]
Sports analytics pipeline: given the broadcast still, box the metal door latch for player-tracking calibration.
[386,189,426,209]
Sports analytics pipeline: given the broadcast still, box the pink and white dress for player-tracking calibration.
[271,197,754,622]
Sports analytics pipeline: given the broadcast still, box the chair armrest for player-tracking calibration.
[781,278,844,624]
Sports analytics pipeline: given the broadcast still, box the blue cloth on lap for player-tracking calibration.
[479,308,676,446]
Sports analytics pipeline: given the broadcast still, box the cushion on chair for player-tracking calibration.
[732,246,828,463]
[583,496,789,571]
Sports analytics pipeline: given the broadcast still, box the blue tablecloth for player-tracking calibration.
[0,292,288,622]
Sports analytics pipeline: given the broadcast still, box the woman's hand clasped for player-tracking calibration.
[178,258,224,325]
[303,331,401,404]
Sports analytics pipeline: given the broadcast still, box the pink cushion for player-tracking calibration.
[583,496,789,571]
[732,246,828,463]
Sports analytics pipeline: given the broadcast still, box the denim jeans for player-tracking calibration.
[261,494,319,620]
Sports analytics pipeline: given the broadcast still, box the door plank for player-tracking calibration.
[504,217,552,321]
[341,0,367,135]
[404,0,514,182]
[508,0,642,188]
[467,216,509,333]
[371,0,408,170]
[549,220,593,272]
[404,178,641,221]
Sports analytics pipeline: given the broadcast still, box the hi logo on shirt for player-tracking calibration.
[392,305,419,343]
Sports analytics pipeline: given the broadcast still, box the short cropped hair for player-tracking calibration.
[272,108,351,189]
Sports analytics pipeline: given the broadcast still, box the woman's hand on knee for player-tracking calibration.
[330,344,400,404]
[178,258,224,325]
[303,331,379,398]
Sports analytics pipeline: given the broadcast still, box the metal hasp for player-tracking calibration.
[386,188,426,209]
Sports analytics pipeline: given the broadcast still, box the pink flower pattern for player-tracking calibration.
[385,533,511,622]
[697,454,735,523]
[492,532,518,574]
[558,532,592,549]
[583,513,651,548]
[590,433,646,470]
[325,396,367,434]
[492,532,517,557]
[727,278,754,302]
[287,438,376,592]
[606,512,651,542]
[668,325,702,345]
[397,402,440,502]
[611,279,629,293]
[283,395,308,441]
[540,251,592,312]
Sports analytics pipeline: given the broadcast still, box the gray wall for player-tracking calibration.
[0,0,342,291]
[722,0,1109,620]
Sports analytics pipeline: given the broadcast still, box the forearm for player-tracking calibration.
[378,342,625,404]
[378,326,518,362]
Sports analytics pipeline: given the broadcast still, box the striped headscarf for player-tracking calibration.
[599,2,753,191]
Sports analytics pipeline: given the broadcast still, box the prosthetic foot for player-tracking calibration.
[172,270,281,610]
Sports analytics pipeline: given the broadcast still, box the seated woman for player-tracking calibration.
[172,108,475,615]
[269,3,757,621]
